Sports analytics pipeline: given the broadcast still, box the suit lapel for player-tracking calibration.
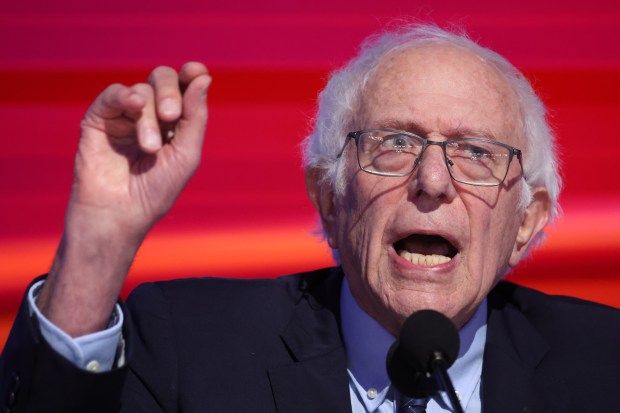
[267,274,575,413]
[268,269,352,413]
[482,283,570,413]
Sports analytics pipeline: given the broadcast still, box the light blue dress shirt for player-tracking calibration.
[340,278,486,413]
[29,280,124,371]
[29,276,487,411]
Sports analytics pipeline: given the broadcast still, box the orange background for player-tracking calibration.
[1,1,619,348]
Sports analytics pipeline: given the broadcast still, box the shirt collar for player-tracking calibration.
[340,276,487,411]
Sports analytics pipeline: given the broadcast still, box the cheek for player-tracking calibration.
[334,174,404,274]
[465,187,523,279]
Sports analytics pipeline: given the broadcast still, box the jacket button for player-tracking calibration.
[6,374,20,408]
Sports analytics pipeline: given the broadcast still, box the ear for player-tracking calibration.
[509,187,551,266]
[305,167,339,249]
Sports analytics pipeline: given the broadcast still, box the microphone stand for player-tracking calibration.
[430,351,464,413]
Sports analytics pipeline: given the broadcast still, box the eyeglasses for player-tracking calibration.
[337,129,524,187]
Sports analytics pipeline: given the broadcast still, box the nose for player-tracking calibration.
[410,142,457,201]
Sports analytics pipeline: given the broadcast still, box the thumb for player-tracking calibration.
[172,73,211,155]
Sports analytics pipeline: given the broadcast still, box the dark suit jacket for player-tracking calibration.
[2,267,620,413]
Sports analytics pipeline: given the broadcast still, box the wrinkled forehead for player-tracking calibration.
[357,43,524,145]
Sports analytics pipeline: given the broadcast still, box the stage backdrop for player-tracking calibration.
[1,1,619,347]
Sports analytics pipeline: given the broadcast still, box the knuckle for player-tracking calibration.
[130,82,154,95]
[105,82,125,92]
[149,66,178,84]
[99,83,126,100]
[182,61,205,71]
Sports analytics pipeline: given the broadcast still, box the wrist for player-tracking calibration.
[36,219,144,337]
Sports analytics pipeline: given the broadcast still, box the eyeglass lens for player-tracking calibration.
[356,130,513,185]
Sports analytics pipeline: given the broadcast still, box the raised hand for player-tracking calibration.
[37,63,211,336]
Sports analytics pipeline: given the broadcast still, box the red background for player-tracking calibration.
[1,1,619,347]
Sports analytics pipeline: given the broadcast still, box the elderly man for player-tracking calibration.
[2,23,620,413]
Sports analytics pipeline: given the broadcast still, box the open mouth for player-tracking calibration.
[394,234,459,267]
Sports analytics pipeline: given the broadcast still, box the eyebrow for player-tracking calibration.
[376,119,428,136]
[375,119,499,141]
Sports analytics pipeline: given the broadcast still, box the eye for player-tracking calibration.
[383,134,414,151]
[469,146,491,161]
[451,142,493,161]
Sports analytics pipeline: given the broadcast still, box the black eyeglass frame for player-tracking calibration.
[337,129,524,187]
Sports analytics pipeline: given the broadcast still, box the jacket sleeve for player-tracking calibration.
[0,277,131,413]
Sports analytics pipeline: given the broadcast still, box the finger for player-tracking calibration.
[129,83,163,153]
[87,84,145,123]
[148,66,182,122]
[171,72,211,157]
[179,62,209,88]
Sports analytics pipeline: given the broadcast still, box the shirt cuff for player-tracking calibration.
[28,279,124,372]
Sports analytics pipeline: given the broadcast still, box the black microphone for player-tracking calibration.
[386,309,464,413]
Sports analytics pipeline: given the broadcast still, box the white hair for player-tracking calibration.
[302,23,562,237]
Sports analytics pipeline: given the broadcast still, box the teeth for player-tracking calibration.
[399,251,452,266]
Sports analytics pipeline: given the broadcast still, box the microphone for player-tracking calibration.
[386,309,464,413]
